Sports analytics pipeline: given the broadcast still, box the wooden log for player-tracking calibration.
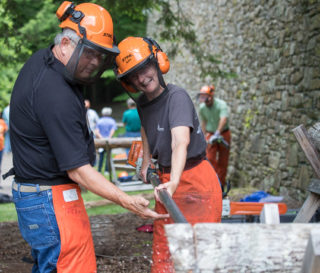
[164,224,195,273]
[292,124,320,178]
[301,229,320,273]
[112,164,136,171]
[308,122,320,152]
[84,192,154,209]
[260,203,280,224]
[94,137,141,149]
[294,192,320,223]
[165,223,320,273]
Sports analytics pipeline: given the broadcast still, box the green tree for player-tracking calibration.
[0,0,235,110]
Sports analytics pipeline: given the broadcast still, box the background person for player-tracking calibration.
[0,113,8,176]
[95,107,117,174]
[2,104,10,153]
[197,85,231,188]
[84,99,99,135]
[122,98,141,138]
[7,3,167,273]
[115,36,222,273]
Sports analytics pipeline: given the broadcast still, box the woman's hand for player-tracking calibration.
[139,165,148,183]
[154,181,179,202]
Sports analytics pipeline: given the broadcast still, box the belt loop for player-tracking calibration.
[17,182,22,198]
[36,184,40,194]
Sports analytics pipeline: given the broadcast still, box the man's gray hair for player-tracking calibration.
[54,28,80,46]
[126,98,136,107]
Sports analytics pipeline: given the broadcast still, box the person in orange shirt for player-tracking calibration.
[0,113,8,173]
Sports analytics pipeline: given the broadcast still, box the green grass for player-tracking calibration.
[0,189,155,222]
[0,202,17,222]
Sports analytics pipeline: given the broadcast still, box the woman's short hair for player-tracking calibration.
[101,107,112,116]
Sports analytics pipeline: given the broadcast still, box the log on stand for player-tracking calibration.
[292,124,320,223]
[165,223,320,273]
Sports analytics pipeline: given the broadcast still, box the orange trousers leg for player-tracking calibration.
[206,130,231,187]
[151,160,222,273]
[52,184,97,273]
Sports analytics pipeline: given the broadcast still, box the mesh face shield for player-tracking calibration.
[65,39,118,85]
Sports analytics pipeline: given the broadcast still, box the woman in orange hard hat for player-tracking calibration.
[115,37,222,272]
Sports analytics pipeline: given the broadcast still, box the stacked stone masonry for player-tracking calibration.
[147,0,320,205]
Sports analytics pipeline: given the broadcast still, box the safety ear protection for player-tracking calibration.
[143,37,170,74]
[56,2,85,24]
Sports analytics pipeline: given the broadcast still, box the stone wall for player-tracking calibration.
[147,0,320,204]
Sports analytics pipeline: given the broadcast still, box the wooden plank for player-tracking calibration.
[308,178,320,195]
[117,183,154,192]
[260,204,280,224]
[292,124,320,178]
[164,224,195,272]
[294,192,320,223]
[301,229,320,273]
[94,137,141,149]
[84,192,154,208]
[113,164,136,171]
[308,122,320,152]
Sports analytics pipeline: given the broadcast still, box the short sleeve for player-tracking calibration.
[168,89,194,130]
[199,104,206,121]
[219,101,229,118]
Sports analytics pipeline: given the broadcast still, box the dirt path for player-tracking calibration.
[0,213,154,273]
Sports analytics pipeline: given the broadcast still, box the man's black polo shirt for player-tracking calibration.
[10,46,95,185]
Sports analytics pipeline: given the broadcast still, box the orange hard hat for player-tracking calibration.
[199,85,215,96]
[118,171,129,178]
[115,37,170,80]
[56,1,119,54]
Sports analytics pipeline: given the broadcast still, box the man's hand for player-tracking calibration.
[208,131,221,144]
[126,195,169,219]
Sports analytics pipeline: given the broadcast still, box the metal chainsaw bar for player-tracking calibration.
[147,172,188,224]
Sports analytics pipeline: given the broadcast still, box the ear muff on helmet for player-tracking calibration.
[142,37,170,74]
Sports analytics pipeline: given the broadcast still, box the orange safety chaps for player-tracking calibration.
[206,130,231,187]
[151,160,222,273]
[52,184,97,273]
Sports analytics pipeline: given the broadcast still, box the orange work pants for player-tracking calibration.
[52,184,96,273]
[206,130,231,187]
[151,160,222,273]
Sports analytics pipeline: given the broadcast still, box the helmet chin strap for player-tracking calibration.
[156,64,166,89]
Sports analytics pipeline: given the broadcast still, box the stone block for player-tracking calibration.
[268,151,281,169]
[286,143,299,167]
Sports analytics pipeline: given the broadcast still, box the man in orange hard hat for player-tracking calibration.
[198,85,231,188]
[7,2,168,272]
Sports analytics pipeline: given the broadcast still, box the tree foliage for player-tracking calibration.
[0,0,235,110]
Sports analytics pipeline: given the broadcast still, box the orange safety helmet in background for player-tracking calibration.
[114,37,170,93]
[199,85,215,96]
[56,1,119,84]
